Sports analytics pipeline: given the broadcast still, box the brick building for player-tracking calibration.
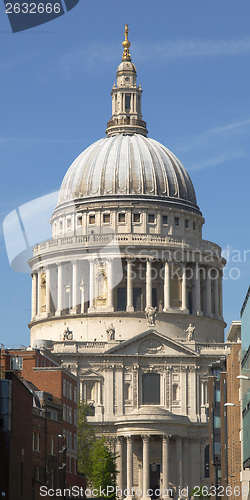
[226,322,242,500]
[0,346,85,498]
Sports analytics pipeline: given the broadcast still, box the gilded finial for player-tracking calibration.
[122,24,131,61]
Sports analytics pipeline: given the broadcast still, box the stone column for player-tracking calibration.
[162,435,171,500]
[176,437,183,494]
[146,260,152,309]
[194,263,202,315]
[219,270,223,318]
[31,272,38,319]
[214,269,219,318]
[164,261,171,311]
[88,259,95,311]
[126,259,134,312]
[80,279,84,314]
[126,436,133,500]
[37,269,41,315]
[142,435,150,500]
[56,263,63,315]
[107,258,114,311]
[205,267,212,317]
[181,263,188,312]
[45,266,51,316]
[116,437,123,496]
[71,260,78,314]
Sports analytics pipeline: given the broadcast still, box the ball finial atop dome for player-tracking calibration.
[122,24,131,61]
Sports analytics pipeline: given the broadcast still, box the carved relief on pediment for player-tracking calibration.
[138,338,164,355]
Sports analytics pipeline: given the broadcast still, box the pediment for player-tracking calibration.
[105,330,198,357]
[80,368,102,378]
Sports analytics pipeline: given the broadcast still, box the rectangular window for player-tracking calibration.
[74,387,77,403]
[69,407,72,424]
[117,287,126,311]
[185,219,189,229]
[74,434,77,451]
[118,212,125,223]
[63,404,66,421]
[51,437,55,455]
[133,287,142,312]
[213,416,221,428]
[193,221,196,230]
[69,384,72,400]
[133,213,141,223]
[148,214,155,224]
[59,220,63,231]
[215,389,221,403]
[125,94,131,110]
[142,373,160,405]
[36,433,40,452]
[89,214,95,224]
[63,379,66,397]
[175,217,180,227]
[77,216,82,226]
[103,213,110,224]
[32,432,35,451]
[67,218,71,228]
[162,215,168,225]
[74,410,77,427]
[10,357,23,370]
[214,441,221,454]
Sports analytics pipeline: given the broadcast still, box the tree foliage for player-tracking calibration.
[77,401,118,497]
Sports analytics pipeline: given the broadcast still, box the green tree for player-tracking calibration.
[77,401,118,497]
[90,437,118,499]
[77,401,96,478]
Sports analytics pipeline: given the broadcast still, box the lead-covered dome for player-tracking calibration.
[57,134,198,212]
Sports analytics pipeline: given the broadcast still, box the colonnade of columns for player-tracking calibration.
[115,434,193,500]
[30,258,223,321]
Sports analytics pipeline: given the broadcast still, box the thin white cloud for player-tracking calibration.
[0,137,82,145]
[55,36,250,76]
[188,150,245,171]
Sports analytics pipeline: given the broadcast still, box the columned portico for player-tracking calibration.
[205,267,212,317]
[45,266,51,316]
[125,436,133,500]
[142,435,150,500]
[126,259,134,312]
[107,258,115,312]
[146,260,152,309]
[88,259,95,312]
[162,435,171,500]
[181,264,188,313]
[55,262,63,315]
[163,261,170,311]
[31,272,37,319]
[116,437,123,496]
[194,263,202,315]
[71,260,78,314]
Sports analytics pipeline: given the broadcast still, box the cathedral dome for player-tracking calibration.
[57,133,199,212]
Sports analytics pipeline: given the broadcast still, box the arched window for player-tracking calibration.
[172,384,179,401]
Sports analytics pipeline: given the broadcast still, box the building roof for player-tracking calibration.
[57,134,199,212]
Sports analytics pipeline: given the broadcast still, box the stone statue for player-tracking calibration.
[106,323,115,341]
[159,300,163,312]
[185,323,195,341]
[145,306,157,326]
[63,327,73,341]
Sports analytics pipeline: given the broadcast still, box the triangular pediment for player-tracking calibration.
[105,330,199,357]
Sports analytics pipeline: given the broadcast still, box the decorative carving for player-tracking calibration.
[185,323,196,341]
[63,327,73,340]
[145,306,157,326]
[106,323,115,341]
[138,338,164,355]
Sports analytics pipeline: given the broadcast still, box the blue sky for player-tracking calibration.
[1,0,250,346]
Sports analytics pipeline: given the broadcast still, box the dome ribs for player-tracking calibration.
[56,134,199,214]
